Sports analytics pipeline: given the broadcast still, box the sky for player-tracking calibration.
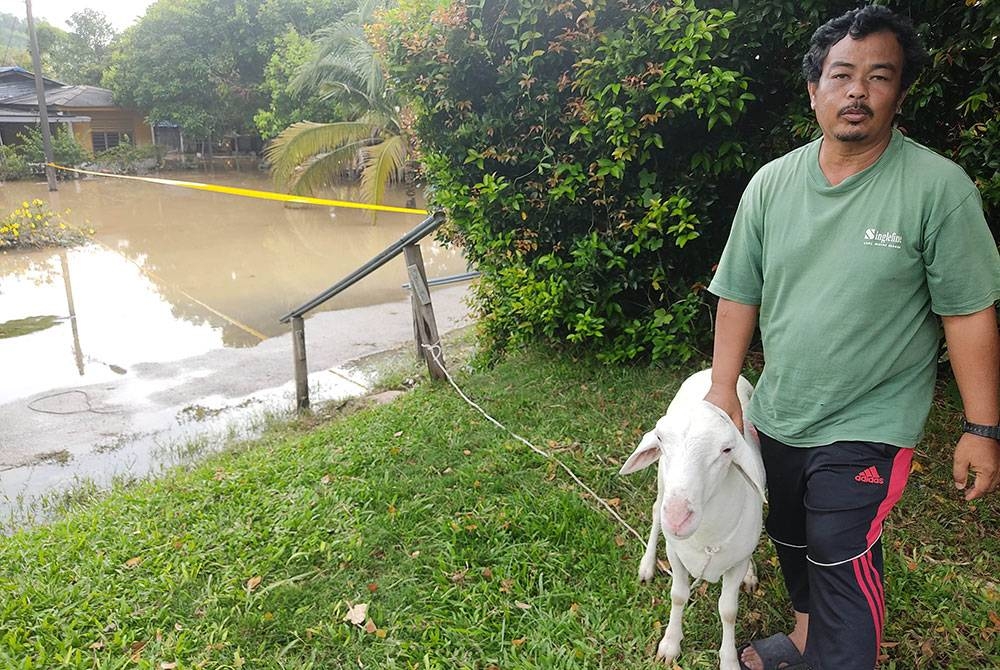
[2,0,157,31]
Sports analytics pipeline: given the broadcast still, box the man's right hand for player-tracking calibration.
[704,383,744,433]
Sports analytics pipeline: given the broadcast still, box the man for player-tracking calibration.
[705,6,1000,670]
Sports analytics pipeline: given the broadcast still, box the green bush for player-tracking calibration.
[92,137,166,174]
[377,0,1000,363]
[378,0,751,363]
[0,144,31,181]
[0,199,90,249]
[14,125,90,170]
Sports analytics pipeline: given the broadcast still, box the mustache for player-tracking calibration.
[839,103,874,117]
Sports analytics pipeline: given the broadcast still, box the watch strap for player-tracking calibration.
[962,419,1000,441]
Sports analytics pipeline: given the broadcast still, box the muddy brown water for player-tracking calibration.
[0,165,467,406]
[0,165,473,529]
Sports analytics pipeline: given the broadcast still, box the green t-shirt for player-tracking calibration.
[709,129,1000,447]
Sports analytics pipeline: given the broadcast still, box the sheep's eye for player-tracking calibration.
[722,447,733,454]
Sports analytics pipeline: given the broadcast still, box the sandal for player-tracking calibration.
[737,633,811,670]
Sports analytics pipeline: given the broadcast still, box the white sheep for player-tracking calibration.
[619,368,766,670]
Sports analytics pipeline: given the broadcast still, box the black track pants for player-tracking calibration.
[759,433,913,670]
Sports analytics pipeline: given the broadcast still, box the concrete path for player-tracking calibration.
[0,285,472,524]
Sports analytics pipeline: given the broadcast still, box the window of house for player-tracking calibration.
[92,131,122,153]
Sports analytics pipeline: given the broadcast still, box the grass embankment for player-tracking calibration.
[1,349,997,669]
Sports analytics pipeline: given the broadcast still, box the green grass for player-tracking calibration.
[0,348,997,669]
[0,315,61,339]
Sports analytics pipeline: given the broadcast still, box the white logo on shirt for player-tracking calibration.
[863,228,902,249]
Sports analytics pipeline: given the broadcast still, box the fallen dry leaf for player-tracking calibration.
[606,497,621,508]
[161,663,178,670]
[129,640,146,662]
[124,557,142,568]
[246,576,262,591]
[515,601,532,610]
[393,430,403,438]
[481,567,493,580]
[657,559,670,573]
[344,603,368,626]
[364,619,377,634]
[512,637,526,647]
[321,474,332,485]
[88,641,105,650]
[367,582,379,593]
[614,535,626,547]
[375,628,387,638]
[500,579,514,593]
[463,449,472,456]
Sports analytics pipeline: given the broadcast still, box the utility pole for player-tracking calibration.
[25,0,58,191]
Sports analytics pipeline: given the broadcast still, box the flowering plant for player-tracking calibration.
[0,200,90,249]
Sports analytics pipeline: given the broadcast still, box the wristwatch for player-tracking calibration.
[961,419,1000,441]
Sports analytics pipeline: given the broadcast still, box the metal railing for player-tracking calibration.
[280,210,462,410]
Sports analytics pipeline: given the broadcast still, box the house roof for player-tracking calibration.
[0,67,115,109]
[0,66,65,85]
[3,85,116,108]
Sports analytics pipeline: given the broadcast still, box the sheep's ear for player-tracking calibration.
[619,430,660,475]
[732,436,767,503]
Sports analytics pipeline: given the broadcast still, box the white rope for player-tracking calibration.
[421,343,645,545]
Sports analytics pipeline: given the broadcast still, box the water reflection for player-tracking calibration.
[0,169,466,404]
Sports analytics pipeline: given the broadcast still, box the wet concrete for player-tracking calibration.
[0,282,472,527]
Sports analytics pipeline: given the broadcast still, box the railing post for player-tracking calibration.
[291,316,310,410]
[403,243,446,380]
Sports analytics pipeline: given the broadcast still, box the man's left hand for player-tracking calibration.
[953,433,1000,501]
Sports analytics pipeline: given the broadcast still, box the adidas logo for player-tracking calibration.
[855,466,884,485]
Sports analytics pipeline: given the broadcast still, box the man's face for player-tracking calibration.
[807,30,906,147]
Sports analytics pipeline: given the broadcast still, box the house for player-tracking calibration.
[0,66,151,153]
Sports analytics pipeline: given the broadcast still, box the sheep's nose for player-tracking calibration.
[663,495,696,538]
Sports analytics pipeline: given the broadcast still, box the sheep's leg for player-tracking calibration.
[741,558,758,592]
[638,478,664,582]
[717,557,750,670]
[656,546,689,663]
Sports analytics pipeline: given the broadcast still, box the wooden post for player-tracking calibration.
[25,0,57,191]
[403,243,446,380]
[291,316,310,410]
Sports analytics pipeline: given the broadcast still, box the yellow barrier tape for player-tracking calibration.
[48,163,430,216]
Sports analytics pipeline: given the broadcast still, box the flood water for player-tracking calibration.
[0,164,467,405]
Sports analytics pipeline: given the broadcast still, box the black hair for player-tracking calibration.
[802,5,930,90]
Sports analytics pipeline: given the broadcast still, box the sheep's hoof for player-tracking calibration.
[638,566,656,583]
[655,636,681,664]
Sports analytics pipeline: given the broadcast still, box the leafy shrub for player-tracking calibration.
[92,138,166,174]
[378,0,752,363]
[0,145,31,181]
[14,126,90,170]
[0,199,90,249]
[377,0,1000,363]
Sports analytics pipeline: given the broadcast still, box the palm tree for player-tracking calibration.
[265,0,411,207]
